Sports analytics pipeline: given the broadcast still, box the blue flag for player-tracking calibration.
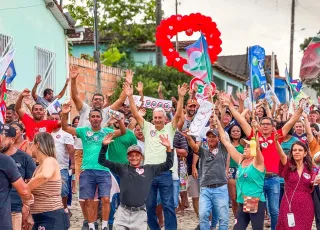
[248,46,266,101]
[4,61,16,84]
[183,33,212,85]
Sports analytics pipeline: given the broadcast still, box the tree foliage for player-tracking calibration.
[299,37,313,53]
[109,65,192,120]
[65,0,156,50]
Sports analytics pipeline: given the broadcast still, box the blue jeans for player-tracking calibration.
[199,185,229,230]
[173,179,180,209]
[264,176,280,230]
[146,171,177,230]
[60,169,70,197]
[109,174,120,225]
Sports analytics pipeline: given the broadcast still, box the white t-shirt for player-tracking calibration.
[52,129,74,169]
[172,149,179,180]
[74,103,110,149]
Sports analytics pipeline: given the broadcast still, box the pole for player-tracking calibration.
[175,0,178,52]
[271,52,275,90]
[93,0,101,93]
[289,0,295,78]
[156,0,163,66]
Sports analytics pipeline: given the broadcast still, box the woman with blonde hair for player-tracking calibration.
[24,132,67,230]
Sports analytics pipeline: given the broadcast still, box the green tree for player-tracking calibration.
[299,37,313,53]
[110,65,192,121]
[65,0,156,50]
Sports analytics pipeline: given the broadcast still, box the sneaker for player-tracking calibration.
[94,221,99,230]
[109,224,113,230]
[82,220,89,230]
[102,227,109,230]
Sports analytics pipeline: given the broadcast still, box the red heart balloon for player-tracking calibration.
[155,13,222,75]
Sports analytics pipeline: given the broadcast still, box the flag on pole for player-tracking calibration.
[4,61,16,84]
[285,65,303,99]
[183,34,212,85]
[248,45,267,101]
[300,34,320,82]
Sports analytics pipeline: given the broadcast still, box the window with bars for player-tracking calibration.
[0,33,15,89]
[35,47,56,95]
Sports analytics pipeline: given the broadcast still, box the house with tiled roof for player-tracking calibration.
[69,30,248,94]
[0,0,76,92]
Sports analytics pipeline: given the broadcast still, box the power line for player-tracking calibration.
[0,3,44,11]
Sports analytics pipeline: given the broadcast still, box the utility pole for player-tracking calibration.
[156,0,163,66]
[289,0,295,78]
[175,0,179,51]
[93,0,101,93]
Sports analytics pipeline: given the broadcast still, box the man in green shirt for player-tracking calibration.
[106,111,137,228]
[62,102,126,230]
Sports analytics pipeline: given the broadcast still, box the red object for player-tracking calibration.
[21,113,59,141]
[156,13,222,75]
[248,129,284,174]
[189,77,216,99]
[0,79,7,122]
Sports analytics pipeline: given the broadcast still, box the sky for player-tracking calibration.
[162,0,320,78]
[66,0,320,79]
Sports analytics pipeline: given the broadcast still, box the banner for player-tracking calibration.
[125,95,172,110]
[0,49,16,78]
[46,98,61,115]
[183,33,212,85]
[300,34,320,82]
[187,100,213,138]
[248,45,266,101]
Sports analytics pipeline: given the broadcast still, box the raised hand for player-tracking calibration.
[157,81,162,93]
[135,81,144,93]
[159,134,171,149]
[106,87,115,97]
[138,108,146,117]
[178,83,189,97]
[124,82,133,96]
[237,91,247,101]
[21,89,31,97]
[23,96,32,104]
[62,102,72,114]
[70,65,79,79]
[35,75,41,84]
[102,133,115,145]
[125,69,134,85]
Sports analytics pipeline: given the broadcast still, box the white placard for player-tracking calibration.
[188,100,213,137]
[227,85,233,95]
[125,95,172,110]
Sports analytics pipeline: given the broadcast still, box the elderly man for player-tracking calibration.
[125,82,188,230]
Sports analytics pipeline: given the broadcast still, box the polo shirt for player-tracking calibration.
[142,120,176,165]
[248,129,283,174]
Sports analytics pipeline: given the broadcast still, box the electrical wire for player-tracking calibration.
[0,3,44,11]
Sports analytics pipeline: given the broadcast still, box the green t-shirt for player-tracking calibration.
[108,129,137,164]
[230,145,244,168]
[76,127,114,171]
[236,164,266,204]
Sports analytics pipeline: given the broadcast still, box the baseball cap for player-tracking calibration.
[206,128,219,137]
[187,99,198,106]
[127,145,143,155]
[0,123,16,137]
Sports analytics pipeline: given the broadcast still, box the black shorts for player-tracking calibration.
[32,208,69,230]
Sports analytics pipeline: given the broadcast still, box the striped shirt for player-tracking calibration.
[30,180,63,214]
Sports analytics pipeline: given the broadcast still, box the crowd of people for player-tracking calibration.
[0,65,320,230]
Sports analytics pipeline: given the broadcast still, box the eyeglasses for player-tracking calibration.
[260,123,272,126]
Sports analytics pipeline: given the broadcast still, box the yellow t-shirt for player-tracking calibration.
[142,120,176,166]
